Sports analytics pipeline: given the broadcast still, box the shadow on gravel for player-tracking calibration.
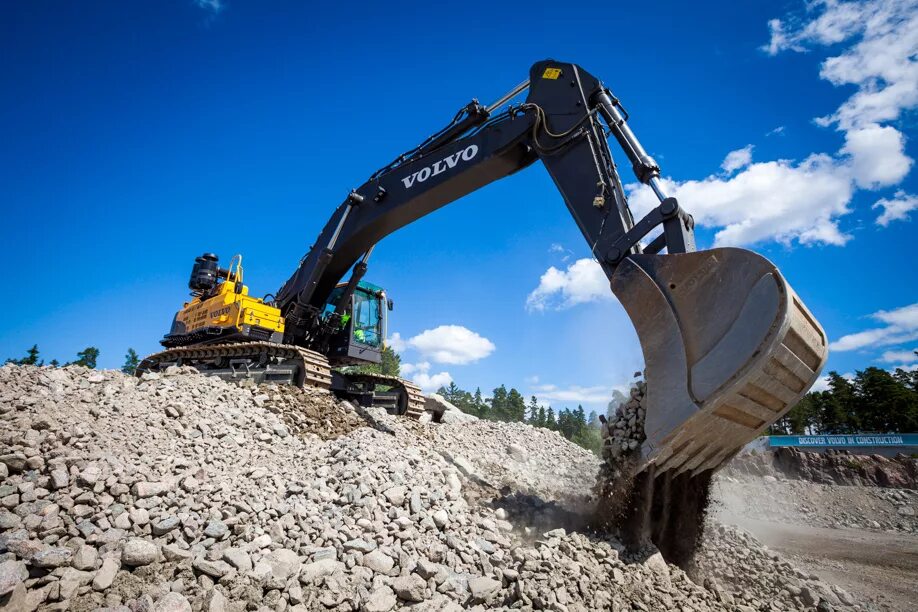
[487,489,595,539]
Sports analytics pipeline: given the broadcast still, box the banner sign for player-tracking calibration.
[769,434,918,448]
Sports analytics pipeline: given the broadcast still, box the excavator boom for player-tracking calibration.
[148,60,827,487]
[271,60,827,478]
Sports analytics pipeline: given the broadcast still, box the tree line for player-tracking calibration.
[5,345,141,374]
[435,381,603,453]
[770,365,918,435]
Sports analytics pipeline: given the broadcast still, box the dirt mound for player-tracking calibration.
[0,364,866,611]
[726,447,918,489]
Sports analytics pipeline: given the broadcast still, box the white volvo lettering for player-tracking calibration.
[401,145,479,189]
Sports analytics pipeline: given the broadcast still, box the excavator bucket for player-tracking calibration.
[611,247,828,477]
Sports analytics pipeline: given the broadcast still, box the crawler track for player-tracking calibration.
[137,342,332,389]
[137,343,427,419]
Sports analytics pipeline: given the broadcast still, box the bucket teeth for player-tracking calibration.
[612,248,828,476]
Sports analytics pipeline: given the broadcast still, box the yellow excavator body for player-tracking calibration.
[166,256,285,346]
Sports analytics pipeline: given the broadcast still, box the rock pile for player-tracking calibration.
[696,523,857,611]
[600,377,647,465]
[0,364,864,611]
[712,473,918,534]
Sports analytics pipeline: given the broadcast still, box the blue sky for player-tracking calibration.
[2,0,916,412]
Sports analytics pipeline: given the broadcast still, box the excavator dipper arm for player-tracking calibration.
[275,60,828,479]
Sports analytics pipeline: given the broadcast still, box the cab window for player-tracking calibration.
[352,290,381,347]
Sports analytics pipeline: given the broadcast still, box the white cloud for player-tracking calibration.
[810,375,832,392]
[400,361,452,392]
[767,0,918,176]
[386,332,407,353]
[194,0,224,13]
[721,145,754,174]
[626,155,854,247]
[830,302,918,351]
[892,363,918,372]
[622,1,917,250]
[526,258,613,311]
[399,325,495,365]
[880,348,917,363]
[811,371,856,392]
[841,124,913,188]
[767,126,786,137]
[531,383,617,406]
[873,190,918,225]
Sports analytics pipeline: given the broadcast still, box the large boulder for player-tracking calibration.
[424,394,478,424]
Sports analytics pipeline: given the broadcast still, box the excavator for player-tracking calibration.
[139,60,827,557]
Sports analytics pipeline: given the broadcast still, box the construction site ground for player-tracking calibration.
[713,475,918,612]
[1,364,916,611]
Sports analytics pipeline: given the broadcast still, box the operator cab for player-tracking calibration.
[324,281,390,365]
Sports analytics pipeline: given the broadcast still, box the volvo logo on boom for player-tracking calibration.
[400,145,479,189]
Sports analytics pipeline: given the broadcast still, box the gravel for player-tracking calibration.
[0,363,866,611]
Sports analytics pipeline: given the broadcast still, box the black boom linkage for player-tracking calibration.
[274,60,696,348]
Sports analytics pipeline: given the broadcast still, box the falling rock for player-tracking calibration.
[468,576,501,602]
[122,538,160,566]
[362,550,395,574]
[507,444,526,461]
[392,573,426,602]
[93,557,120,591]
[0,560,27,596]
[152,592,192,612]
[364,585,397,612]
[643,551,669,575]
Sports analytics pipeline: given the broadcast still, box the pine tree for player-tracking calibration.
[379,346,401,376]
[122,349,140,375]
[507,388,526,422]
[22,345,41,365]
[348,346,401,377]
[491,385,509,421]
[70,347,99,369]
[537,406,546,428]
[6,344,42,366]
[473,387,485,416]
[49,359,59,367]
[527,396,539,425]
[545,407,557,429]
[574,405,587,439]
